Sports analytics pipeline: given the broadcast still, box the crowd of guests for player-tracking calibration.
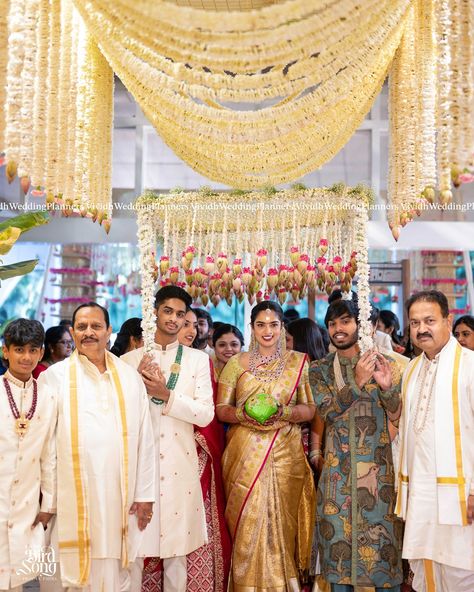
[0,287,473,592]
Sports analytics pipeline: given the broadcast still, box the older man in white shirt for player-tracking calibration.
[397,290,474,592]
[122,285,214,592]
[39,303,155,592]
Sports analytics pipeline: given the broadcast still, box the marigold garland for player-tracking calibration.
[135,185,373,351]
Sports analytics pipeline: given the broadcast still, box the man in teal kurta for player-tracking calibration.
[309,300,403,591]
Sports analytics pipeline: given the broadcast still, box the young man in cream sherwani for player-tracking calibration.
[122,285,214,592]
[396,290,474,592]
[39,303,155,592]
[0,319,56,591]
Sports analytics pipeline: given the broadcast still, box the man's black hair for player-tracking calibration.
[324,299,359,328]
[405,290,449,318]
[194,308,213,329]
[3,319,45,348]
[154,285,192,310]
[72,302,110,328]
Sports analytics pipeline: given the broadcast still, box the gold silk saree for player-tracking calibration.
[217,351,316,591]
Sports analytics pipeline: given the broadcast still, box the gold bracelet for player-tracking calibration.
[235,407,245,423]
[281,405,293,421]
[309,449,322,460]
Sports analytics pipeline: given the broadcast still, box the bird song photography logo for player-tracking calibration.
[16,545,57,580]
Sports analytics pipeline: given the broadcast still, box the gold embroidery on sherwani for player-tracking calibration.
[217,351,315,591]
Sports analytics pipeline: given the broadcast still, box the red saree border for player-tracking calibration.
[232,352,307,539]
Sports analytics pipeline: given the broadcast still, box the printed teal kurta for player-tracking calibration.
[309,352,403,588]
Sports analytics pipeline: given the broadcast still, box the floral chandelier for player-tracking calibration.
[135,184,374,352]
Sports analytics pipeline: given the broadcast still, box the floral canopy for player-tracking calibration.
[0,0,473,238]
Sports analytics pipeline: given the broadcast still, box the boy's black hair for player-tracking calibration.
[3,319,45,348]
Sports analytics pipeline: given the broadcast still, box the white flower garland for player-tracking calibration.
[18,0,39,182]
[31,0,49,187]
[5,0,26,177]
[436,0,453,201]
[57,0,73,198]
[0,0,8,152]
[354,205,373,353]
[137,207,158,353]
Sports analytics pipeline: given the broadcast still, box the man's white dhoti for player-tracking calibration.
[410,558,474,592]
[396,338,474,591]
[39,351,155,591]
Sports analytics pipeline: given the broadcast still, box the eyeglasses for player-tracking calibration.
[57,340,74,347]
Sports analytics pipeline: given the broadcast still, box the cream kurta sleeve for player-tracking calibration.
[37,372,58,512]
[133,376,155,503]
[39,393,57,512]
[162,352,214,428]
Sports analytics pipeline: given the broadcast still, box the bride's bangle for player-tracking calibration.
[281,405,293,421]
[235,407,245,423]
[309,449,322,460]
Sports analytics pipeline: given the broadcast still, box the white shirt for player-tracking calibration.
[403,348,474,570]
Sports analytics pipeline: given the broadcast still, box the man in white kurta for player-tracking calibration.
[122,286,214,592]
[396,291,474,592]
[39,303,155,592]
[0,319,56,591]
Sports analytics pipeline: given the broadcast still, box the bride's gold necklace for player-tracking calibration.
[248,346,285,383]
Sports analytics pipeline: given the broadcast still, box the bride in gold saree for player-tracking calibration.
[217,301,316,591]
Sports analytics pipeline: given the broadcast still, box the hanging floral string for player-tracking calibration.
[1,0,113,231]
[0,0,9,155]
[136,206,158,352]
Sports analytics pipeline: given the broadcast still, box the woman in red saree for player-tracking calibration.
[216,302,316,591]
[142,309,232,592]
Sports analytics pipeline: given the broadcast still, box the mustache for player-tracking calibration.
[81,337,98,342]
[416,332,432,339]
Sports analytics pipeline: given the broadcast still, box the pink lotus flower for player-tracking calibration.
[459,173,474,184]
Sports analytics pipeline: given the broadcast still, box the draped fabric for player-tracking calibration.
[217,351,316,590]
[72,0,410,187]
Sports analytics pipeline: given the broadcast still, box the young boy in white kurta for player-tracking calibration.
[122,286,214,592]
[0,319,57,591]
